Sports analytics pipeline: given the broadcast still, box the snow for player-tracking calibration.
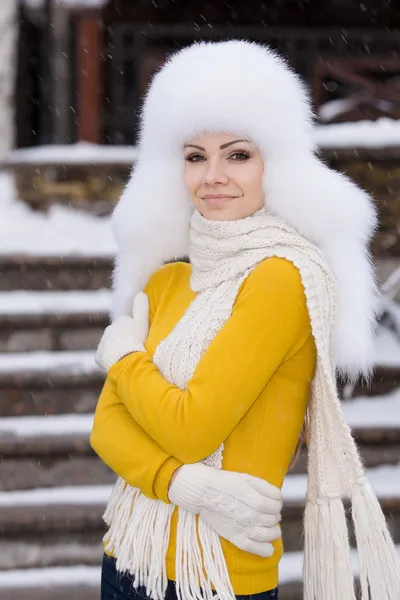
[374,326,400,367]
[314,117,400,148]
[318,98,356,123]
[282,465,400,503]
[343,388,400,429]
[0,387,398,440]
[0,465,398,507]
[4,121,400,171]
[0,565,101,588]
[0,173,116,257]
[23,0,109,9]
[279,546,400,584]
[0,350,99,375]
[0,484,112,507]
[6,142,138,165]
[0,549,399,588]
[0,413,94,437]
[0,290,111,315]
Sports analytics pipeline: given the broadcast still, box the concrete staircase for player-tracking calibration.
[0,254,399,600]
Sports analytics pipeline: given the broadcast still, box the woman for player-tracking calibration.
[92,41,400,600]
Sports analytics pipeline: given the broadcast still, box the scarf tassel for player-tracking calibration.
[352,480,400,600]
[103,478,175,600]
[175,509,236,600]
[303,496,357,600]
[304,484,400,600]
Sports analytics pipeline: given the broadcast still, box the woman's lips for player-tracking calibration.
[201,195,236,206]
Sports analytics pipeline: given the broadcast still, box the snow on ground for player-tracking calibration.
[0,465,399,507]
[282,465,400,503]
[314,117,400,148]
[0,484,111,507]
[0,413,94,437]
[5,142,137,165]
[23,0,109,9]
[0,350,99,375]
[0,564,101,588]
[343,388,400,429]
[0,388,398,439]
[4,120,400,167]
[0,548,399,588]
[0,173,116,257]
[374,326,400,367]
[0,290,111,315]
[279,546,400,584]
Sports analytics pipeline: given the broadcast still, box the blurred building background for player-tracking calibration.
[0,1,399,599]
[11,0,400,147]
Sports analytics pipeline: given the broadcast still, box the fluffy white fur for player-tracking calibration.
[112,40,379,380]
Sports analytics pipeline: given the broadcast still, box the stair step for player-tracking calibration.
[0,540,103,571]
[0,347,398,418]
[1,546,399,600]
[0,256,112,292]
[1,412,399,489]
[0,352,103,416]
[0,565,101,600]
[0,290,110,352]
[1,465,399,535]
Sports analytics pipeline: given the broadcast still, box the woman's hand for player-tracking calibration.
[168,463,282,558]
[95,293,149,373]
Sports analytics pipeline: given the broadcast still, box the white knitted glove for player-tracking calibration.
[95,292,149,372]
[168,463,282,558]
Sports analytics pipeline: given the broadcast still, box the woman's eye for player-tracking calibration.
[185,154,206,162]
[229,151,250,161]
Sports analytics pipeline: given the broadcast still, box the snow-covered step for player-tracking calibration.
[0,350,98,375]
[0,351,103,417]
[0,389,398,439]
[1,391,399,491]
[0,540,102,571]
[0,347,398,420]
[0,466,399,549]
[0,291,112,316]
[0,290,110,352]
[0,565,101,600]
[1,547,399,600]
[2,465,399,510]
[0,426,114,492]
[0,255,112,292]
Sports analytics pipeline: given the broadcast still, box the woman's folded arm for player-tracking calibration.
[90,373,181,503]
[108,258,312,464]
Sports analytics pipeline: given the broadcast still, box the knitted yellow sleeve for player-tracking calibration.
[90,263,182,503]
[90,378,181,501]
[108,258,313,464]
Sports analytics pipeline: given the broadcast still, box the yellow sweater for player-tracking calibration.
[91,257,316,594]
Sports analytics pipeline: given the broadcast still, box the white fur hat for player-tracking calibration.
[112,40,379,379]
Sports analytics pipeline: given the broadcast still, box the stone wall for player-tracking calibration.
[13,163,131,216]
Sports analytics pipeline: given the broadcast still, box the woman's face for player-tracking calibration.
[183,133,265,221]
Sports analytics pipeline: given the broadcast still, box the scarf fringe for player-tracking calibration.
[352,479,400,599]
[174,509,235,600]
[304,482,400,600]
[103,478,174,600]
[303,497,356,600]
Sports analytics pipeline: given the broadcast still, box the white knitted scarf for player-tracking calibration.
[103,208,400,600]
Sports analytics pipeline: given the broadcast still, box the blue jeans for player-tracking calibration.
[101,554,279,600]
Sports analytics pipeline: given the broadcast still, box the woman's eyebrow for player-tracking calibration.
[184,139,249,151]
[184,144,205,151]
[219,139,249,149]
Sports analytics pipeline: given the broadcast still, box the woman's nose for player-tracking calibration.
[203,160,229,185]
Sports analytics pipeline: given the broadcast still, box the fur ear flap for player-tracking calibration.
[265,156,380,379]
[111,159,192,320]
